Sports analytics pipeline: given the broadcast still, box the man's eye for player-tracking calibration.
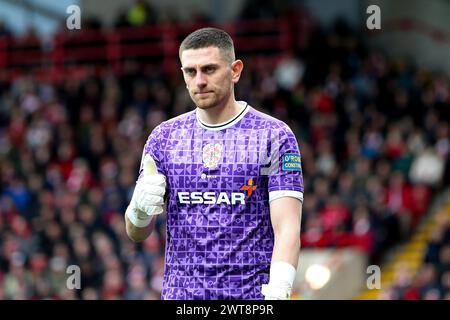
[204,67,215,74]
[185,69,196,76]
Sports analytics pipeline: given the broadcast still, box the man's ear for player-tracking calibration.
[231,59,244,84]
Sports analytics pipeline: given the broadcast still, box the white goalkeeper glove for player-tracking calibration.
[261,261,297,300]
[126,154,166,228]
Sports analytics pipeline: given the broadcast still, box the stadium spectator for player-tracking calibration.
[127,0,157,27]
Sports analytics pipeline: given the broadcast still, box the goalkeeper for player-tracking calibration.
[124,27,304,300]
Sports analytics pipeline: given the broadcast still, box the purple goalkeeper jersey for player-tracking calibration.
[139,101,304,300]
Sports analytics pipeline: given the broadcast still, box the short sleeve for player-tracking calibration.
[267,126,304,203]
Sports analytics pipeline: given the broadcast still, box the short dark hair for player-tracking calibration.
[179,27,235,63]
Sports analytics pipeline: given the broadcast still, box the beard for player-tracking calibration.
[191,91,222,110]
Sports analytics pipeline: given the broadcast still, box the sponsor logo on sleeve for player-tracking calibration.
[282,153,301,171]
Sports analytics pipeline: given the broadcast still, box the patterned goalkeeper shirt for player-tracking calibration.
[139,101,304,300]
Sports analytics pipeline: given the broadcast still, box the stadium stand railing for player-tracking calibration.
[0,10,313,82]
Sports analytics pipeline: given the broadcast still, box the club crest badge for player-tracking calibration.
[202,143,223,168]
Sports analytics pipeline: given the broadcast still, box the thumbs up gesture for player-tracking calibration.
[126,154,166,228]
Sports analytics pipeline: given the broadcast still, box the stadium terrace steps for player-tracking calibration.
[355,192,450,300]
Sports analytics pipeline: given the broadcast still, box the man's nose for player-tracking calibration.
[195,72,207,87]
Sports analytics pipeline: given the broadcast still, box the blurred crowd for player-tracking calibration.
[1,13,450,300]
[380,215,450,300]
[239,21,449,264]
